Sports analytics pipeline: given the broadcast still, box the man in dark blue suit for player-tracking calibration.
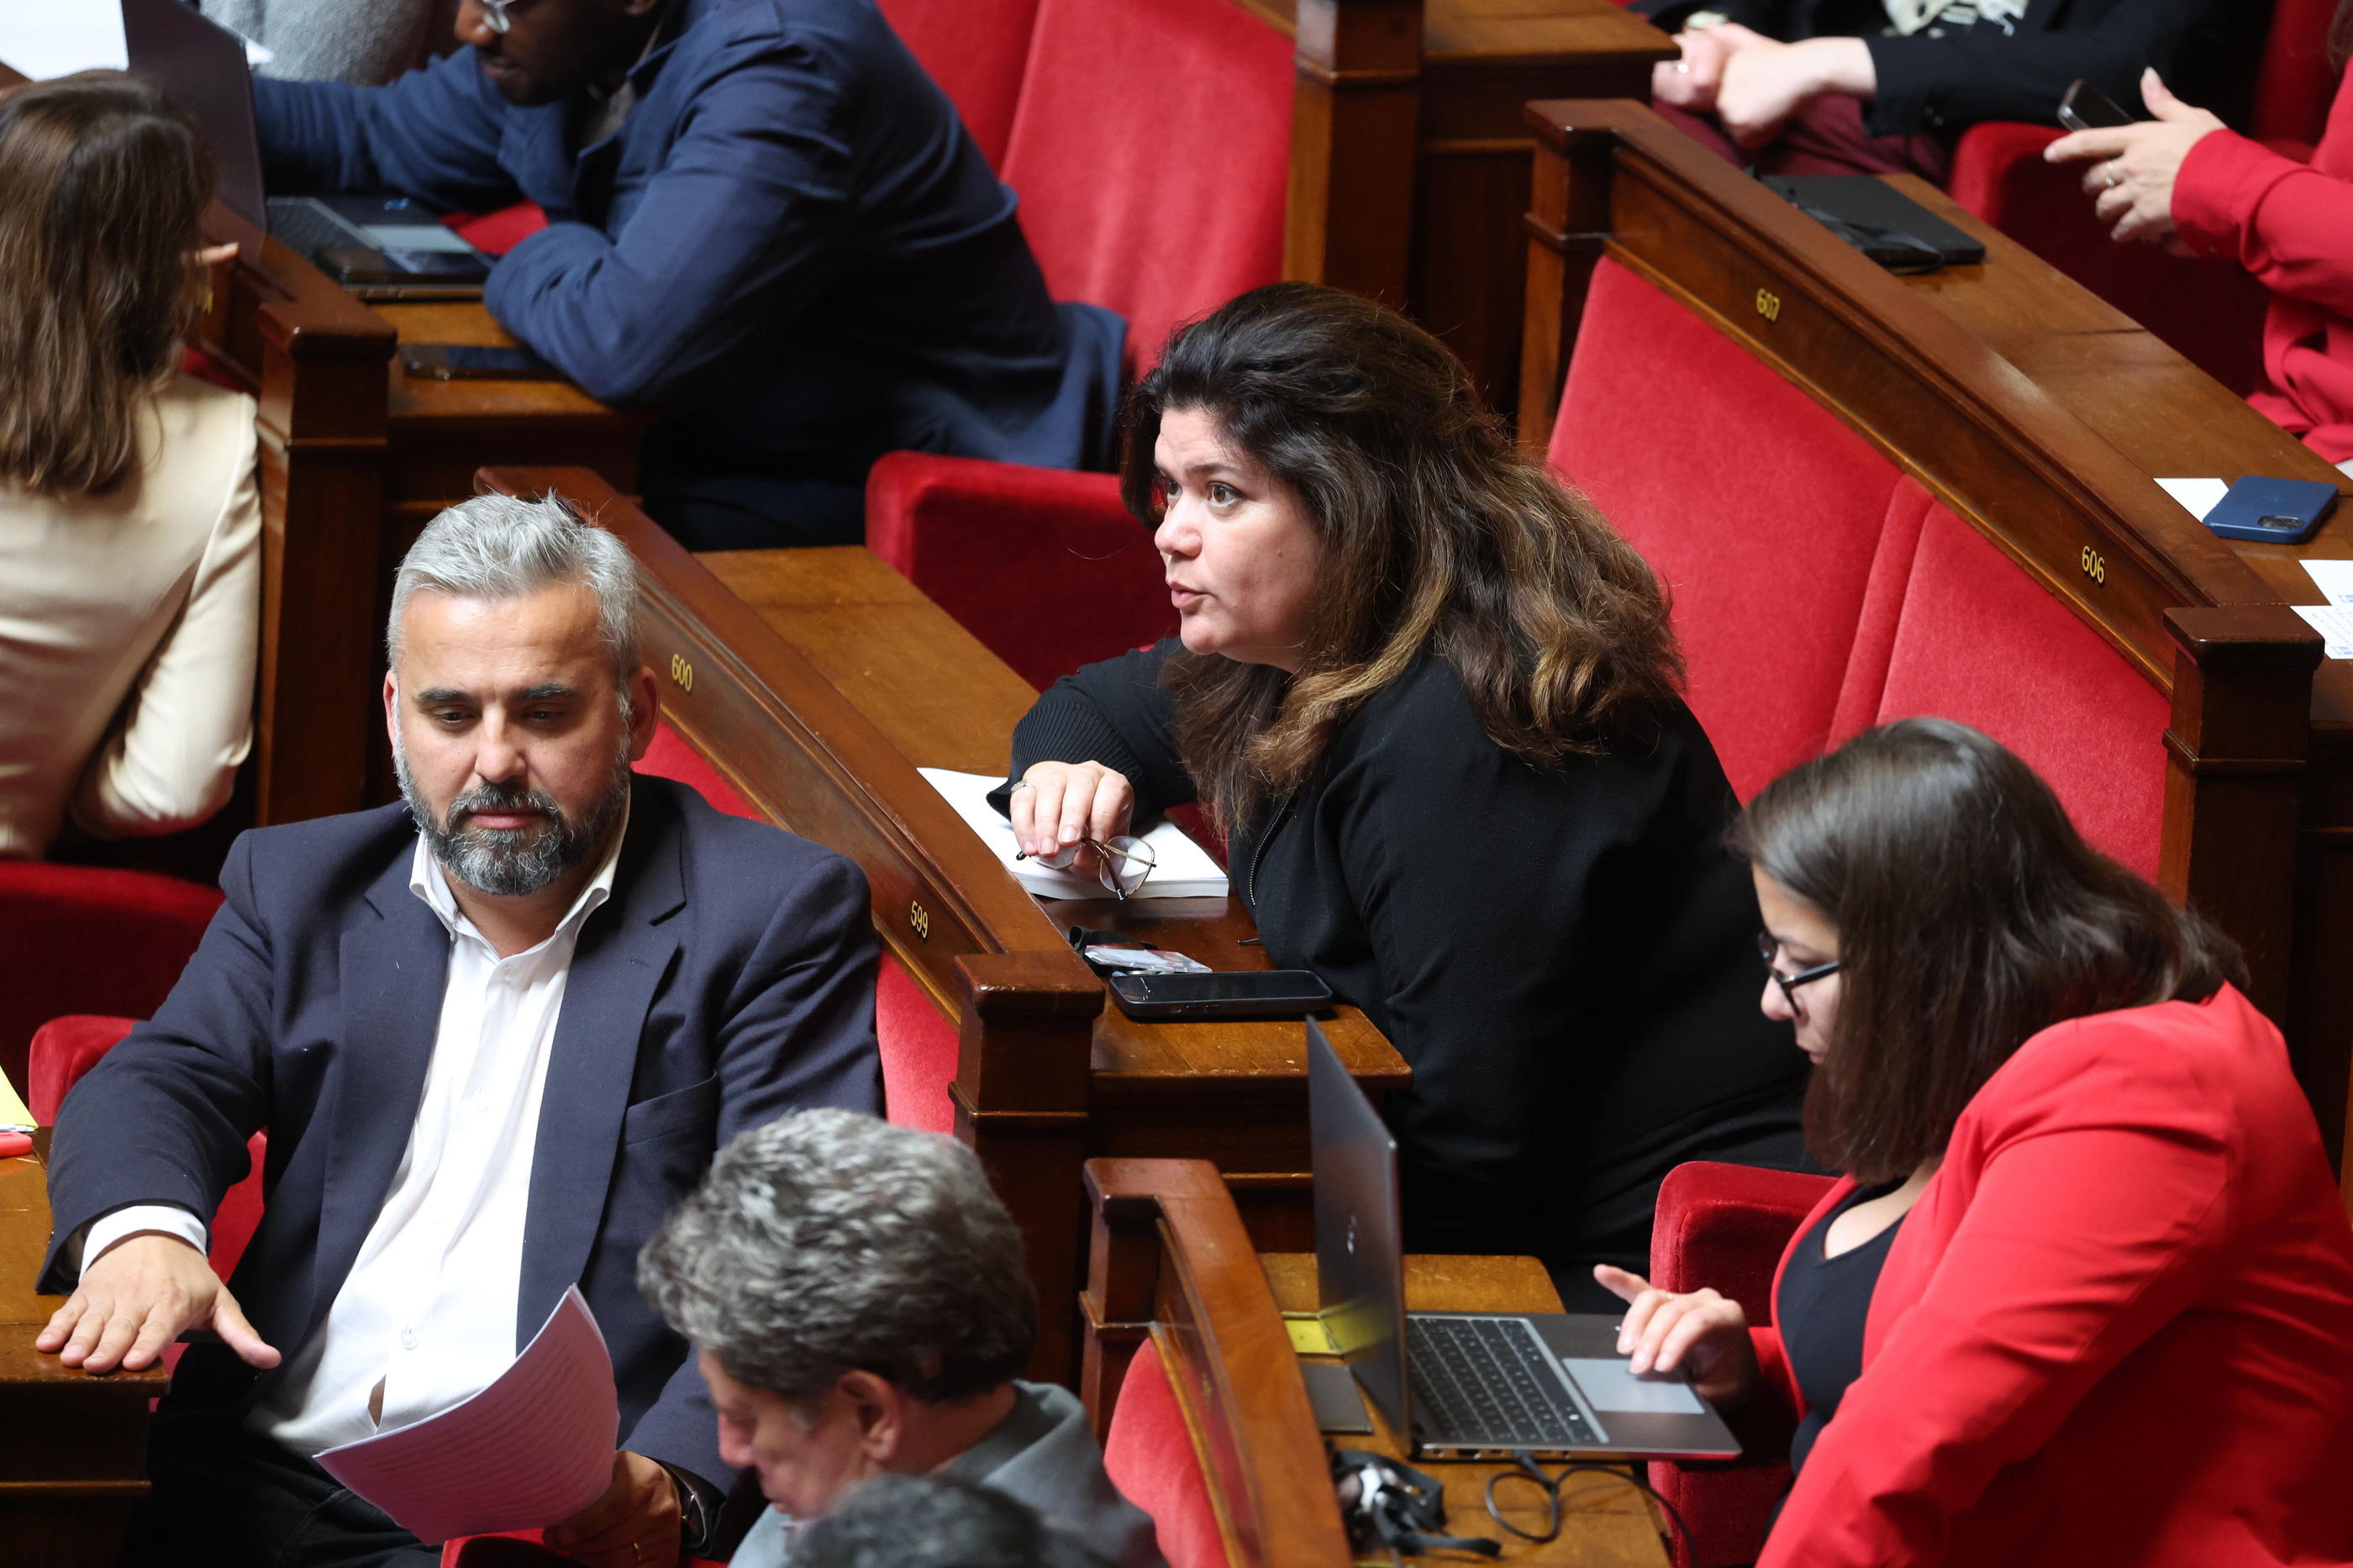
[36,493,882,1567]
[254,0,1124,550]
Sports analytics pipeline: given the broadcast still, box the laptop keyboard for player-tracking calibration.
[266,198,362,260]
[1407,1315,1601,1450]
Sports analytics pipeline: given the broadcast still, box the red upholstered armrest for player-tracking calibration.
[1645,1161,1834,1568]
[865,452,1172,691]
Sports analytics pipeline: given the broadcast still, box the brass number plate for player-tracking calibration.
[908,901,930,940]
[668,653,695,692]
[1755,288,1782,324]
[2079,546,2106,586]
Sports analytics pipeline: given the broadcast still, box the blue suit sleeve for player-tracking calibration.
[619,845,880,1479]
[482,44,860,406]
[254,54,520,212]
[39,834,276,1293]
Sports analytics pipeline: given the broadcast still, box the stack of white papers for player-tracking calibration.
[919,768,1229,899]
[317,1287,617,1545]
[2298,559,2353,660]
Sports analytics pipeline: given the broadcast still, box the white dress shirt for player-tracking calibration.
[82,813,627,1458]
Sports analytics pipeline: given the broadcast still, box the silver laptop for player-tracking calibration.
[123,0,492,300]
[1307,1019,1740,1460]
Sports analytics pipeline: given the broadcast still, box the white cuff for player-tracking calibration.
[74,1203,210,1276]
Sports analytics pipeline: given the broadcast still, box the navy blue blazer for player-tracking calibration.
[253,0,1123,492]
[40,774,882,1491]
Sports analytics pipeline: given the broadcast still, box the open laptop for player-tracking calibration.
[123,0,492,300]
[1307,1019,1740,1460]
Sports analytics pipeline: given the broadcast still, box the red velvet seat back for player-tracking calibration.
[634,724,961,1131]
[29,1014,269,1288]
[998,0,1292,374]
[1550,259,1905,800]
[2251,0,2342,147]
[1645,1160,1834,1568]
[876,0,1041,168]
[0,861,221,1095]
[1103,1337,1229,1568]
[1861,494,2170,881]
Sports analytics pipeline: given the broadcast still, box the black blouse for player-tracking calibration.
[1000,642,1811,1290]
[1777,1182,1907,1478]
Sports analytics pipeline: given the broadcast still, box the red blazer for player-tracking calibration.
[1751,985,2353,1568]
[2174,73,2353,461]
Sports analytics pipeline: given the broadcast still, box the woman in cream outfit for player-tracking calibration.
[0,74,261,859]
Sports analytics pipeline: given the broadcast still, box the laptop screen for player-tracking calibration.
[122,0,266,255]
[1307,1018,1412,1439]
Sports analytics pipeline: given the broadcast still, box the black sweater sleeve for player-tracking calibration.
[1866,0,2245,136]
[994,641,1196,820]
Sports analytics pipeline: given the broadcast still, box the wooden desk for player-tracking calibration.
[1263,1251,1671,1567]
[0,1136,169,1568]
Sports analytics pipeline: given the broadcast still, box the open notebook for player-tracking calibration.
[919,769,1229,900]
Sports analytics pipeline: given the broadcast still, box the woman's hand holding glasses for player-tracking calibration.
[1009,760,1150,897]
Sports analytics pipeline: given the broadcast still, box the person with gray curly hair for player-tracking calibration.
[40,492,882,1568]
[639,1111,1164,1568]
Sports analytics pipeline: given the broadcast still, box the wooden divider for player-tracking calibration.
[476,466,1411,1382]
[1516,99,2353,1176]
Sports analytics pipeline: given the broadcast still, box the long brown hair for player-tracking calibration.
[1124,283,1682,829]
[1729,718,2244,1183]
[0,72,213,497]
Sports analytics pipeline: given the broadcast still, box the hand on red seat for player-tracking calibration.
[36,1231,279,1375]
[540,1451,682,1568]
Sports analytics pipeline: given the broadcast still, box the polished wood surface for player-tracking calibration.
[1518,99,2353,1181]
[0,1137,169,1568]
[481,468,1411,1381]
[1082,1160,1355,1568]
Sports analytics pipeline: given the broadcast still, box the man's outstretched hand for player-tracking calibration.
[36,1232,280,1375]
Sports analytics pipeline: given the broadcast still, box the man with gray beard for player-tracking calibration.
[36,493,882,1568]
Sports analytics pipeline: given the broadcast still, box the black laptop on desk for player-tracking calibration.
[123,0,493,299]
[1307,1019,1740,1460]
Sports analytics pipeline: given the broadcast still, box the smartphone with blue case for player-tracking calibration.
[2203,476,2340,545]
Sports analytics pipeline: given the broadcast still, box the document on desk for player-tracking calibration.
[316,1286,618,1544]
[919,768,1229,899]
[0,0,127,78]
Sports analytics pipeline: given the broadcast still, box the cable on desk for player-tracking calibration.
[1484,1450,1695,1564]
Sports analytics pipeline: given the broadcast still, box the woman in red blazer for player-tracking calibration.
[2048,27,2353,464]
[1600,718,2353,1568]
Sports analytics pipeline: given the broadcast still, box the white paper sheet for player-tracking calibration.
[2156,476,2229,523]
[2303,560,2353,608]
[316,1286,618,1545]
[919,767,1229,899]
[2292,604,2353,660]
[0,1,129,78]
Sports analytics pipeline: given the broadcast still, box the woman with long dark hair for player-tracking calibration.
[2049,8,2353,466]
[999,283,1810,1302]
[1605,718,2353,1566]
[0,72,260,857]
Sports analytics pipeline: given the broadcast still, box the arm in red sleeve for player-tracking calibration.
[2173,127,2353,318]
[1756,1019,2232,1568]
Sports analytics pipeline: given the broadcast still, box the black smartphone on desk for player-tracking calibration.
[399,343,565,381]
[1108,970,1333,1020]
[2058,78,2136,132]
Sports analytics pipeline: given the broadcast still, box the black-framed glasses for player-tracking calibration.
[1757,930,1840,1012]
[1016,834,1155,900]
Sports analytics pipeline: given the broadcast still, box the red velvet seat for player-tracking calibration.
[1644,1160,1835,1568]
[28,1014,269,1365]
[1551,258,1907,800]
[876,0,1042,169]
[0,860,220,1095]
[865,0,1294,685]
[634,723,961,1133]
[1103,1337,1229,1568]
[1944,0,2337,394]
